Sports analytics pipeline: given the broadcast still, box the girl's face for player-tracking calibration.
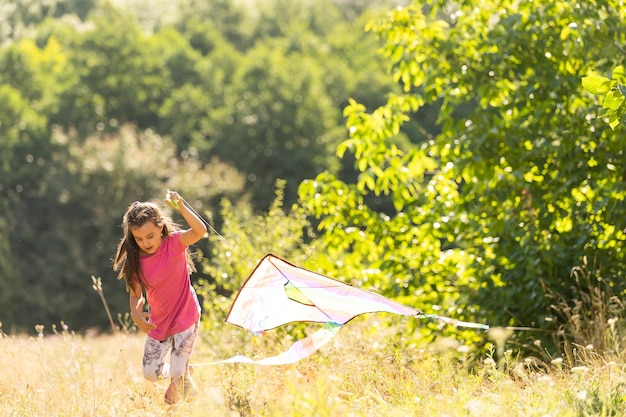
[131,221,163,256]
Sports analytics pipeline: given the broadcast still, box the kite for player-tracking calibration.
[206,254,489,365]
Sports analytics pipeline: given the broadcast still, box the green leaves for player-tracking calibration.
[0,0,403,333]
[297,0,626,354]
[582,75,612,95]
[583,65,626,129]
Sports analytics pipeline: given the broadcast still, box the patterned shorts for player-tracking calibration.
[142,320,199,382]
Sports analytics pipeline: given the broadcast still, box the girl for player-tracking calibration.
[113,191,207,404]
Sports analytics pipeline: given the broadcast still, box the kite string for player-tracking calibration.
[420,314,490,330]
[180,199,255,266]
[421,314,549,333]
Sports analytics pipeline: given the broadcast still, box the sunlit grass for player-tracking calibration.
[1,319,626,416]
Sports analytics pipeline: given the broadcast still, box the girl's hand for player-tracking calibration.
[165,190,182,210]
[132,297,157,333]
[134,312,157,333]
[133,310,156,333]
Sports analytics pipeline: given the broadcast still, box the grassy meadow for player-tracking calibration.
[1,317,625,417]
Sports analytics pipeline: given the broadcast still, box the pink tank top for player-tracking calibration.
[138,231,200,341]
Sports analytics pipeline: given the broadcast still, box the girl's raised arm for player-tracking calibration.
[166,190,207,246]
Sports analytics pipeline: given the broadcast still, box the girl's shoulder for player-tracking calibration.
[168,230,183,239]
[164,231,185,249]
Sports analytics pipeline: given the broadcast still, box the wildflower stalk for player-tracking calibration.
[92,276,117,333]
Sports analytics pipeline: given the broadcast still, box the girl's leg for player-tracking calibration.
[142,335,172,382]
[167,320,200,401]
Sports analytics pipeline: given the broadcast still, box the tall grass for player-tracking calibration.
[2,316,626,417]
[548,257,625,359]
[3,260,625,416]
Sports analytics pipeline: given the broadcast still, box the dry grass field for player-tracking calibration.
[1,318,625,416]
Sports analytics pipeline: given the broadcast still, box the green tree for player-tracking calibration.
[176,0,248,50]
[156,25,242,152]
[209,40,344,207]
[0,0,96,44]
[197,0,399,209]
[298,0,626,353]
[53,5,170,136]
[1,0,410,332]
[0,37,62,330]
[0,36,67,182]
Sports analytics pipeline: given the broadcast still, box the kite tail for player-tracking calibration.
[195,323,342,366]
[421,314,490,330]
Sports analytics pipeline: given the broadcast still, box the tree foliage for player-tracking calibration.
[209,41,343,206]
[0,0,399,332]
[584,65,626,129]
[299,0,626,352]
[4,125,245,331]
[2,0,624,357]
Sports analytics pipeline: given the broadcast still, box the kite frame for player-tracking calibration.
[224,253,424,332]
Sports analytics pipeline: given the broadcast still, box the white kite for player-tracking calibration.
[206,254,488,365]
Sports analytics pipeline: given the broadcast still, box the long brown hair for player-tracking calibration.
[113,201,196,291]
